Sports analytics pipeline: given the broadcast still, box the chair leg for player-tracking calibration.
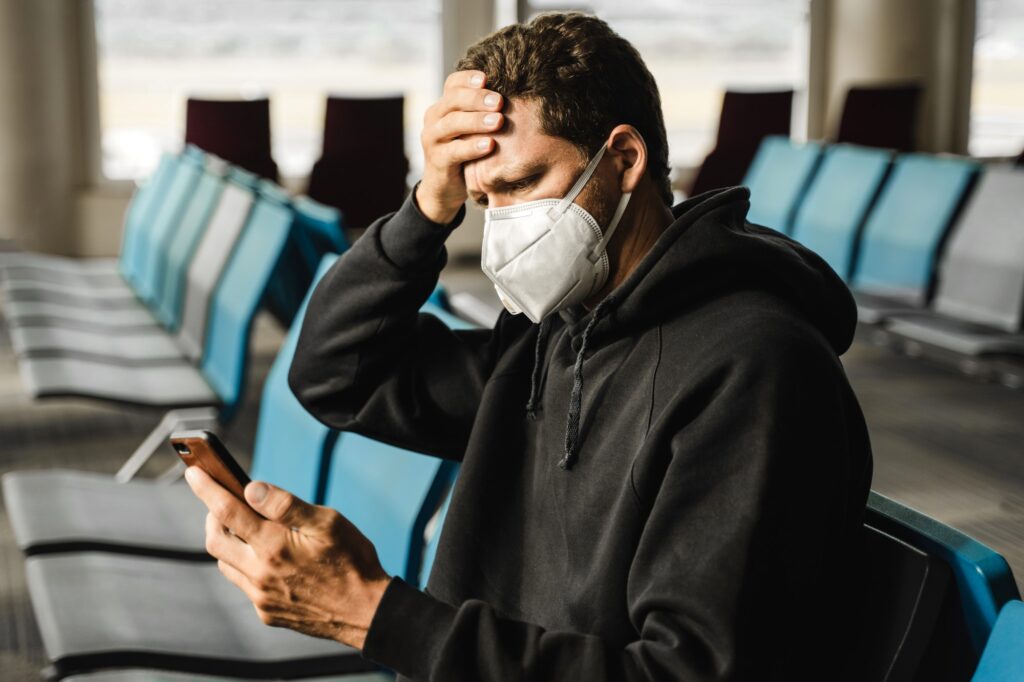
[115,406,219,482]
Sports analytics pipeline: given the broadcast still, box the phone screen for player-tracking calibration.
[171,429,251,500]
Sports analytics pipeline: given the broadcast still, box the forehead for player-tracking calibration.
[465,98,583,188]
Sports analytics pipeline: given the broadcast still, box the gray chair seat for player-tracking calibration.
[0,252,119,275]
[886,315,1024,357]
[2,280,140,308]
[63,671,392,681]
[26,553,375,679]
[853,290,927,325]
[2,470,207,556]
[2,272,131,295]
[9,325,185,363]
[18,356,218,406]
[2,299,158,328]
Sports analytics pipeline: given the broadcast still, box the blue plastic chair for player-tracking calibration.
[264,194,345,326]
[200,185,294,419]
[119,154,181,286]
[790,144,893,279]
[867,492,1021,679]
[153,162,229,328]
[743,136,823,233]
[318,302,472,583]
[321,431,456,583]
[134,154,205,305]
[247,255,340,501]
[294,195,349,256]
[852,154,979,300]
[971,600,1024,681]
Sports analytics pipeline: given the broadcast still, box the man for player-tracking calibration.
[185,12,873,680]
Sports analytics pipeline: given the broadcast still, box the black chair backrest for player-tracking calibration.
[307,96,409,228]
[840,525,951,682]
[689,89,793,195]
[185,97,279,181]
[836,83,922,152]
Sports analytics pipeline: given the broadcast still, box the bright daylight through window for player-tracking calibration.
[94,0,441,180]
[972,0,1024,157]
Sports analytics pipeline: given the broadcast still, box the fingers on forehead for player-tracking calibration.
[446,69,485,91]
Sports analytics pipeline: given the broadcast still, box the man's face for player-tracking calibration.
[464,98,617,227]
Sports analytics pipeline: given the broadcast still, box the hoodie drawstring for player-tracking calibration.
[525,319,547,420]
[560,297,614,470]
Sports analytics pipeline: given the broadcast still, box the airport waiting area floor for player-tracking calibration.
[2,263,1024,680]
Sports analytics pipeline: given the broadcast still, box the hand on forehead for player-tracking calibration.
[464,97,588,206]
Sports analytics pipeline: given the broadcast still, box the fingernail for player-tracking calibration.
[476,138,490,150]
[484,113,500,126]
[248,482,268,503]
[484,93,499,107]
[184,467,197,484]
[470,74,484,86]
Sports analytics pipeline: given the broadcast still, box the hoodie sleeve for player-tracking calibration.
[288,192,505,461]
[361,326,870,680]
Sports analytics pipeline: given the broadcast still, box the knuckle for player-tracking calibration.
[205,534,219,556]
[211,499,233,522]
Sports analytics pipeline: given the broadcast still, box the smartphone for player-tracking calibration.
[170,429,251,500]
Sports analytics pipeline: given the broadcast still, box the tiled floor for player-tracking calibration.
[1,264,1022,680]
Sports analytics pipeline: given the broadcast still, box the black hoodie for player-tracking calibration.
[289,186,873,681]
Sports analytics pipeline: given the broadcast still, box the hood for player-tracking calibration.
[559,185,858,356]
[544,185,857,470]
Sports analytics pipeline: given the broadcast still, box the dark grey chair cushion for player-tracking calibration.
[3,471,207,556]
[26,553,377,678]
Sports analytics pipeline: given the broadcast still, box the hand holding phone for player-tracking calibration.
[171,430,251,501]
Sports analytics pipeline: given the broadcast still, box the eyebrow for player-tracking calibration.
[471,162,548,206]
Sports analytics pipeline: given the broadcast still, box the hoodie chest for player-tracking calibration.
[441,326,659,636]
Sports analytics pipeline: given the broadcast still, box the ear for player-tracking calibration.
[604,125,647,194]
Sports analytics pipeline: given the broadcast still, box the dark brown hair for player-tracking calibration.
[457,12,673,205]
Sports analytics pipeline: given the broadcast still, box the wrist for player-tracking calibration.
[337,575,392,650]
[414,181,463,226]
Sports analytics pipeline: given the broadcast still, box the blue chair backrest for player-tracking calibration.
[119,153,179,285]
[972,600,1024,681]
[200,185,294,418]
[743,136,823,233]
[248,255,339,501]
[321,302,472,582]
[265,195,347,327]
[866,492,1020,677]
[153,159,229,328]
[851,154,979,301]
[293,195,349,255]
[134,154,205,306]
[790,144,893,279]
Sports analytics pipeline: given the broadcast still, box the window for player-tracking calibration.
[972,0,1024,157]
[528,0,811,169]
[94,0,441,180]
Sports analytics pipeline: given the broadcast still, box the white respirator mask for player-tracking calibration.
[481,144,632,323]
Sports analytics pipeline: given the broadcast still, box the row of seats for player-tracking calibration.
[0,146,346,416]
[2,255,469,680]
[744,137,1024,380]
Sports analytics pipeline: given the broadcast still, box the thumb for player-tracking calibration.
[245,481,319,529]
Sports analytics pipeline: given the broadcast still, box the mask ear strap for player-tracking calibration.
[548,145,607,219]
[590,190,632,259]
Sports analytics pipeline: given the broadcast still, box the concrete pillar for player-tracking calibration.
[811,0,975,154]
[0,0,93,254]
